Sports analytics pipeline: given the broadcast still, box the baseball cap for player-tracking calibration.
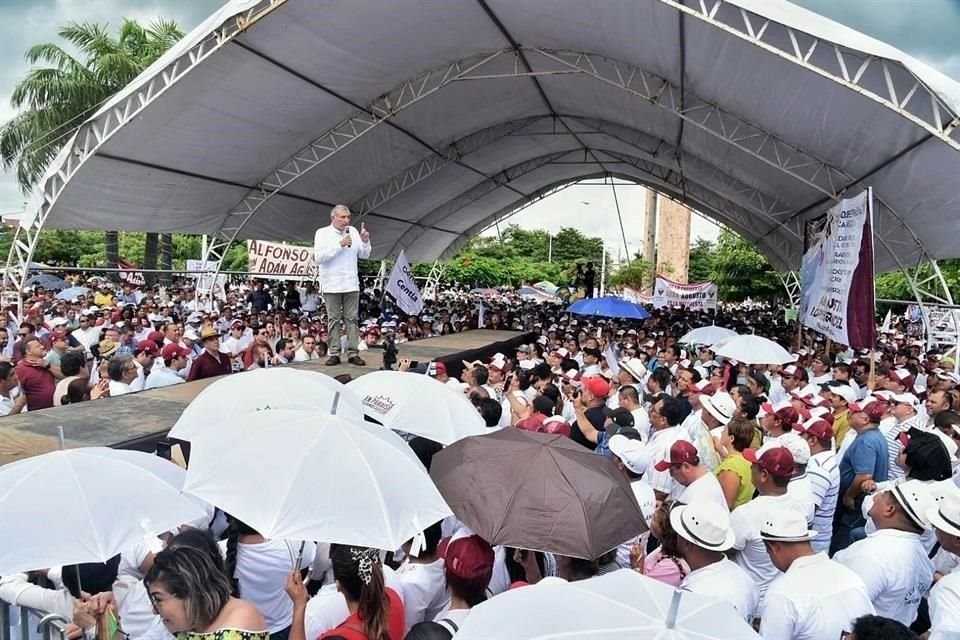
[654,440,699,471]
[862,399,889,423]
[891,392,920,408]
[427,361,446,377]
[561,369,582,385]
[147,331,164,344]
[743,443,795,477]
[780,364,801,378]
[551,347,570,359]
[440,535,495,583]
[581,376,610,398]
[777,432,811,465]
[760,508,818,542]
[516,345,532,354]
[927,488,960,537]
[604,407,635,431]
[608,434,650,475]
[161,343,190,361]
[826,383,857,404]
[889,368,916,389]
[670,501,735,552]
[701,392,736,425]
[759,398,793,419]
[135,340,160,356]
[891,479,936,529]
[793,418,834,442]
[691,380,716,396]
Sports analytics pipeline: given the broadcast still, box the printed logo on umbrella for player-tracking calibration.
[362,395,395,416]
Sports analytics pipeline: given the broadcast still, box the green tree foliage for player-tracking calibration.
[608,259,653,291]
[688,237,716,283]
[710,229,783,302]
[874,258,960,303]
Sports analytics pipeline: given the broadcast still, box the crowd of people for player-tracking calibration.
[1,274,959,638]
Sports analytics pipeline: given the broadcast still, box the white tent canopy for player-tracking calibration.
[8,0,959,301]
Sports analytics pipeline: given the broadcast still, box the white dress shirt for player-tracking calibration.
[761,552,875,640]
[673,471,729,512]
[293,347,319,362]
[145,363,185,389]
[833,528,934,626]
[729,492,812,616]
[680,557,758,622]
[395,558,451,632]
[313,224,371,293]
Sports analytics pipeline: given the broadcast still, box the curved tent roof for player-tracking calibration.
[17,0,960,276]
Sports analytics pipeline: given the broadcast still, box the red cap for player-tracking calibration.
[161,343,190,361]
[743,445,795,478]
[50,330,68,341]
[654,440,699,472]
[793,419,834,441]
[541,416,572,437]
[581,376,610,398]
[863,401,888,423]
[428,361,446,377]
[147,331,164,344]
[440,535,494,582]
[135,340,160,356]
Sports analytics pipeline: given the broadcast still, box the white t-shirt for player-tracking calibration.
[646,426,690,495]
[673,471,728,512]
[616,478,657,568]
[628,406,651,441]
[679,557,758,622]
[729,492,811,616]
[109,380,134,397]
[761,553,875,640]
[304,566,404,640]
[219,539,317,633]
[929,571,960,640]
[833,528,934,626]
[395,558,451,632]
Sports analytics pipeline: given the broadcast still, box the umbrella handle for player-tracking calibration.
[665,589,682,629]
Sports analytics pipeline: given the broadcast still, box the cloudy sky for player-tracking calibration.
[1,0,958,254]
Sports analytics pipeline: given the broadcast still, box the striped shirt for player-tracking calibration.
[885,414,925,481]
[807,449,840,552]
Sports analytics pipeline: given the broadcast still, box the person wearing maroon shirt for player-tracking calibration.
[14,336,56,410]
[187,327,232,382]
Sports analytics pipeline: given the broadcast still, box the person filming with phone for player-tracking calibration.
[313,205,371,367]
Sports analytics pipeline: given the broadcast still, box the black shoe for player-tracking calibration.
[347,356,366,366]
[325,356,341,366]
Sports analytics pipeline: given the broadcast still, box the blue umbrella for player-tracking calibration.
[55,286,91,300]
[567,296,651,320]
[25,273,71,291]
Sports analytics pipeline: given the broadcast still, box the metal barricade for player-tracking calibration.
[0,602,68,640]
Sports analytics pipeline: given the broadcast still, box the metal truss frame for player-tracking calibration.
[3,0,287,317]
[5,0,954,320]
[661,0,959,149]
[777,271,801,308]
[422,260,446,302]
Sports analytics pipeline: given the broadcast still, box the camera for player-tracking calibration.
[381,333,398,370]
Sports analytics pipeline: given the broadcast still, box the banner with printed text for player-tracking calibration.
[117,258,145,288]
[799,189,876,349]
[652,276,718,310]
[246,240,317,280]
[186,259,227,301]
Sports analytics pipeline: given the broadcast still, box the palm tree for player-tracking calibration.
[0,19,184,271]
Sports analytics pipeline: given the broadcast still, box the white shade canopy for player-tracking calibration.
[346,370,487,445]
[182,409,452,549]
[678,325,739,346]
[0,448,207,575]
[9,0,958,304]
[167,368,363,442]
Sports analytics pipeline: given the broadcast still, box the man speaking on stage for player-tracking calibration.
[314,204,371,366]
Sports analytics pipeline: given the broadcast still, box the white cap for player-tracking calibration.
[669,501,736,552]
[891,392,921,408]
[826,383,857,404]
[777,431,811,465]
[760,507,818,542]
[608,435,650,475]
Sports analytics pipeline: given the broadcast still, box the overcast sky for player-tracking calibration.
[1,0,958,253]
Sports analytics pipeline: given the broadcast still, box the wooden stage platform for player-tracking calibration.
[0,330,526,467]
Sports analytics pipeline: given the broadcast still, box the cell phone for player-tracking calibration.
[503,374,513,389]
[408,361,419,369]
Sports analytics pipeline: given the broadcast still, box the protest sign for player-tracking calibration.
[652,276,718,310]
[246,240,316,280]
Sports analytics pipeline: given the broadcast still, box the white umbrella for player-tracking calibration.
[0,447,208,575]
[167,368,363,441]
[713,334,796,365]
[183,408,452,549]
[346,370,487,445]
[456,570,759,640]
[678,325,738,346]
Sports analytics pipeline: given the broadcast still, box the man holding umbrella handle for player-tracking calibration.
[314,205,371,367]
